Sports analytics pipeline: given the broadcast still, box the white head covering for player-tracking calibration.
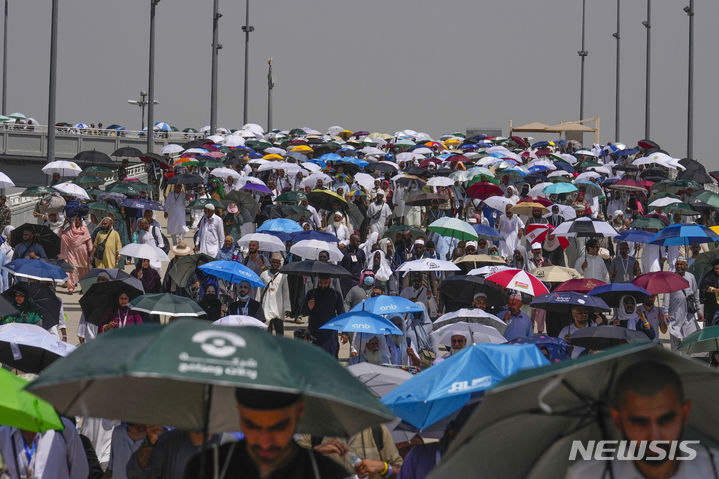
[367,249,393,282]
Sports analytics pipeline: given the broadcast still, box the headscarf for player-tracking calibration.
[509,245,529,271]
[367,249,393,282]
[60,217,91,259]
[616,295,639,324]
[543,233,562,252]
[350,333,391,365]
[360,231,379,260]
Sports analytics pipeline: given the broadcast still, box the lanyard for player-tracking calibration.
[118,309,130,327]
[23,437,36,464]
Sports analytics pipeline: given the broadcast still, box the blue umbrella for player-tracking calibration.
[382,344,548,429]
[320,311,403,335]
[262,231,292,243]
[543,183,577,195]
[350,295,425,315]
[257,218,303,234]
[338,158,369,169]
[319,153,343,163]
[506,335,571,362]
[290,230,339,243]
[119,198,166,211]
[198,261,263,287]
[588,283,651,307]
[3,259,68,282]
[649,223,719,246]
[472,224,502,241]
[531,140,550,148]
[530,292,610,312]
[615,229,654,243]
[153,121,171,132]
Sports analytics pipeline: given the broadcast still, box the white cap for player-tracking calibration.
[531,242,542,250]
[466,241,478,249]
[205,203,216,211]
[414,238,425,245]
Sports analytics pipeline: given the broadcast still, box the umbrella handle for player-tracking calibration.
[537,374,564,414]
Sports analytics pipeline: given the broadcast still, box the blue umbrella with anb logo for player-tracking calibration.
[198,261,263,287]
[320,311,403,335]
[350,295,425,315]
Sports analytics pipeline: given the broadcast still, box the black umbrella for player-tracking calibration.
[405,192,444,207]
[406,166,429,177]
[183,139,212,149]
[78,268,132,292]
[224,190,260,219]
[438,275,507,309]
[308,190,348,212]
[0,295,17,316]
[257,204,310,223]
[0,323,74,373]
[168,173,204,185]
[112,147,144,157]
[2,283,61,329]
[140,152,168,165]
[167,253,215,288]
[9,224,61,259]
[365,162,398,174]
[333,162,360,176]
[567,325,650,350]
[80,277,145,326]
[280,260,353,278]
[72,150,112,164]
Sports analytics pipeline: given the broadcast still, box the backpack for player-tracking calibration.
[151,225,170,254]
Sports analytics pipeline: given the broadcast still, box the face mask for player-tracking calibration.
[238,293,250,301]
[363,276,375,287]
[205,293,217,301]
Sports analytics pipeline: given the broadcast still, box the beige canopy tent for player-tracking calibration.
[509,117,599,144]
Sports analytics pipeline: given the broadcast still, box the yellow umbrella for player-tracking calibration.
[711,226,719,236]
[291,145,314,153]
[510,202,549,216]
[338,130,353,140]
[445,138,462,145]
[263,153,284,161]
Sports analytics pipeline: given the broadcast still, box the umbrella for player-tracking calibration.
[383,225,426,242]
[72,175,104,188]
[80,277,145,325]
[167,253,216,288]
[112,146,144,157]
[20,186,56,197]
[649,223,719,247]
[27,319,393,436]
[428,217,478,241]
[275,191,308,203]
[382,343,548,429]
[2,283,61,329]
[0,294,17,316]
[53,182,91,199]
[530,292,610,313]
[223,190,260,216]
[466,182,503,200]
[510,202,549,216]
[467,265,512,276]
[188,198,224,210]
[524,224,569,250]
[567,325,651,350]
[350,295,425,315]
[257,204,309,223]
[485,269,549,296]
[210,167,241,180]
[633,271,690,295]
[472,224,502,241]
[105,182,145,197]
[290,239,343,262]
[553,278,608,294]
[119,198,166,211]
[279,260,352,278]
[198,261,264,287]
[290,230,339,243]
[432,308,507,334]
[0,323,76,373]
[240,183,272,195]
[320,311,403,335]
[42,160,82,177]
[506,335,572,363]
[542,182,577,195]
[454,255,507,273]
[630,215,667,230]
[118,243,169,262]
[256,218,303,234]
[10,224,61,258]
[482,196,515,212]
[396,258,461,274]
[432,322,506,346]
[129,293,205,317]
[427,343,719,479]
[160,144,183,155]
[236,233,286,253]
[3,259,68,282]
[692,190,719,209]
[614,229,655,243]
[212,315,267,329]
[531,266,581,282]
[78,268,131,292]
[0,171,14,189]
[588,283,651,307]
[662,201,699,216]
[678,325,719,354]
[168,173,204,185]
[307,189,347,212]
[405,192,445,207]
[690,248,719,284]
[607,178,648,193]
[347,363,412,399]
[437,275,508,308]
[0,368,64,432]
[553,217,619,238]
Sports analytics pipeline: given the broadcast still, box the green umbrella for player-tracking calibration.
[689,247,719,284]
[574,159,601,170]
[73,175,104,187]
[693,190,719,209]
[85,188,103,198]
[647,192,680,204]
[468,174,499,186]
[428,343,719,479]
[183,127,198,133]
[27,319,393,436]
[0,368,63,432]
[83,165,114,176]
[129,293,206,317]
[21,186,56,197]
[167,253,216,288]
[384,225,426,242]
[630,216,666,230]
[679,325,719,354]
[105,182,143,196]
[275,190,308,203]
[428,217,478,241]
[88,201,121,218]
[198,159,223,169]
[662,202,699,216]
[188,198,223,210]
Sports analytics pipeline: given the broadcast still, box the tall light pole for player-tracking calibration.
[46,0,58,165]
[210,0,221,135]
[684,0,694,158]
[643,0,651,139]
[612,0,620,142]
[147,0,159,153]
[128,91,158,131]
[2,0,8,115]
[267,58,274,131]
[241,0,254,125]
[578,0,588,121]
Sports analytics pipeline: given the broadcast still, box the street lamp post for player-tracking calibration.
[128,91,158,131]
[210,0,221,135]
[267,58,274,131]
[47,0,58,165]
[643,0,651,139]
[578,0,588,121]
[2,0,7,115]
[241,0,254,125]
[147,0,159,153]
[684,0,694,158]
[612,0,621,142]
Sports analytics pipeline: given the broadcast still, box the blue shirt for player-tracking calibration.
[13,242,47,259]
[497,309,533,341]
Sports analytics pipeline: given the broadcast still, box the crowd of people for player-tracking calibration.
[1,126,719,478]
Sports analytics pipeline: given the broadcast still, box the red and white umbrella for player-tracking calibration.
[524,224,569,250]
[485,269,549,296]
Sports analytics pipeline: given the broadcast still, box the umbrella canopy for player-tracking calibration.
[212,315,267,329]
[428,217,478,241]
[466,182,503,200]
[347,363,412,399]
[530,292,610,313]
[118,243,169,262]
[437,275,508,308]
[10,224,61,258]
[678,325,719,354]
[78,268,132,295]
[275,190,308,203]
[531,266,581,282]
[167,253,216,288]
[0,368,64,432]
[2,283,61,329]
[649,223,719,247]
[553,217,619,238]
[690,248,719,284]
[485,269,549,296]
[290,239,343,262]
[188,198,224,210]
[236,233,286,253]
[482,196,515,212]
[432,322,506,346]
[472,224,502,241]
[397,258,461,274]
[129,293,206,317]
[51,182,90,200]
[168,173,204,185]
[428,343,719,479]
[320,311,403,335]
[405,192,445,207]
[27,320,393,436]
[198,261,264,287]
[630,215,668,230]
[588,283,651,307]
[553,278,608,294]
[290,230,339,243]
[542,182,578,195]
[3,259,68,282]
[307,189,347,212]
[42,160,82,177]
[614,229,655,243]
[119,198,166,211]
[350,295,425,315]
[0,323,76,373]
[257,218,303,234]
[524,224,570,250]
[20,186,56,197]
[279,260,352,278]
[382,343,548,430]
[567,325,651,350]
[633,271,690,295]
[112,146,144,157]
[80,277,145,325]
[510,202,548,216]
[432,308,507,334]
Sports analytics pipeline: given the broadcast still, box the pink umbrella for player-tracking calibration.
[485,269,549,296]
[632,271,690,295]
[554,278,608,294]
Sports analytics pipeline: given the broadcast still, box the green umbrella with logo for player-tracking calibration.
[0,368,63,432]
[27,319,393,437]
[428,343,719,479]
[188,198,223,210]
[678,325,719,355]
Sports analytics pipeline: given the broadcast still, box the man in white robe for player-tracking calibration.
[574,239,610,282]
[324,211,351,247]
[194,204,225,257]
[164,184,187,245]
[498,204,524,260]
[366,193,393,237]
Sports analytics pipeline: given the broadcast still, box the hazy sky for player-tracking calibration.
[6,0,719,167]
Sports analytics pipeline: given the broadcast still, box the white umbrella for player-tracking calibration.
[210,167,241,180]
[432,322,506,346]
[299,162,321,174]
[224,135,245,147]
[483,196,516,212]
[160,144,184,155]
[237,176,267,187]
[546,171,571,178]
[360,147,385,157]
[42,160,82,177]
[527,182,553,197]
[433,308,507,334]
[0,323,76,368]
[574,171,601,181]
[352,172,376,191]
[53,182,90,200]
[118,243,169,262]
[467,265,512,276]
[199,125,211,134]
[290,240,343,262]
[649,197,683,208]
[553,217,619,238]
[347,363,412,399]
[258,161,302,175]
[264,147,286,156]
[413,147,433,156]
[242,123,265,136]
[301,173,333,189]
[213,315,267,329]
[545,204,577,220]
[0,171,15,188]
[236,233,286,252]
[395,152,423,163]
[427,177,455,187]
[396,258,461,273]
[206,134,225,144]
[184,147,210,155]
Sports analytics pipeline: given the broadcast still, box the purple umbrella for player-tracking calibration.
[119,198,166,211]
[241,183,272,195]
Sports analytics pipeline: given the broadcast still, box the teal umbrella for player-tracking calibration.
[27,319,393,436]
[129,293,206,317]
[678,325,719,354]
